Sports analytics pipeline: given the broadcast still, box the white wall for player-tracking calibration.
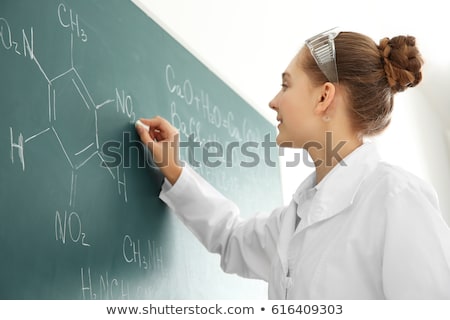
[133,0,450,225]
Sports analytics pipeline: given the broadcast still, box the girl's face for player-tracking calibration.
[269,50,324,148]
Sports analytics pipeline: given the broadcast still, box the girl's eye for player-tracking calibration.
[281,83,288,91]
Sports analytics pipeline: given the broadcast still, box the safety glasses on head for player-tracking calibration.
[305,27,340,83]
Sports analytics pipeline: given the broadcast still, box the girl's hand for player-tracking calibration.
[135,116,182,185]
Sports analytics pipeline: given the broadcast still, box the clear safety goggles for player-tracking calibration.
[305,28,340,83]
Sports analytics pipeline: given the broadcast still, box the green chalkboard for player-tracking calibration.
[0,0,283,299]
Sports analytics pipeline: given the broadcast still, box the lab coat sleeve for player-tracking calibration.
[382,181,450,299]
[159,166,284,281]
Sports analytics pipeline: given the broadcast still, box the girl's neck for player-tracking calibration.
[310,135,363,185]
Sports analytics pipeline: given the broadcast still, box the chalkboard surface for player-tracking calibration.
[0,0,282,299]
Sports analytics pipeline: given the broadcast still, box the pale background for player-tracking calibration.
[133,0,450,225]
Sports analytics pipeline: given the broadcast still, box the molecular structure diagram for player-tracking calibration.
[7,4,135,245]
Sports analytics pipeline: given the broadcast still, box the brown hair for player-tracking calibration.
[301,32,424,136]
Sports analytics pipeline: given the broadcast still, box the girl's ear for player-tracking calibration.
[314,82,336,116]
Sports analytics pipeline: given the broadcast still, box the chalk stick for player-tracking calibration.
[135,119,150,131]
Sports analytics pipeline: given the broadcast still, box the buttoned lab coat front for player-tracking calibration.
[160,142,450,299]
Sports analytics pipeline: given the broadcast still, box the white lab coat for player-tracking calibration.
[160,142,450,299]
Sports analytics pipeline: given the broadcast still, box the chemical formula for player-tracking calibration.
[1,0,276,300]
[2,3,165,299]
[7,4,132,207]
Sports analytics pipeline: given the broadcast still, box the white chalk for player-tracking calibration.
[135,119,150,131]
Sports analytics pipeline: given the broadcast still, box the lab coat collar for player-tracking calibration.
[293,141,381,231]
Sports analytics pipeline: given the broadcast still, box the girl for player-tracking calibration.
[135,29,450,299]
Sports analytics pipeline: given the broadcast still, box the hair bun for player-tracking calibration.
[378,36,424,94]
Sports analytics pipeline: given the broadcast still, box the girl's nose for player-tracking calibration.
[268,96,278,111]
